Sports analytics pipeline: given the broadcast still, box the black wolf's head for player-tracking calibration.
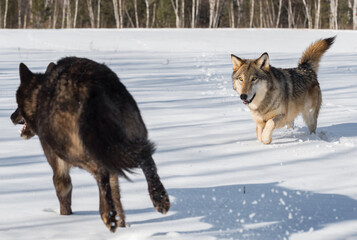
[11,63,52,139]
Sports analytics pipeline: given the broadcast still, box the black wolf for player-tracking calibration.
[11,57,170,232]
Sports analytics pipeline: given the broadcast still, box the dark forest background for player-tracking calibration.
[0,0,356,29]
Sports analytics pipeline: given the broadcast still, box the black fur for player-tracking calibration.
[11,57,170,232]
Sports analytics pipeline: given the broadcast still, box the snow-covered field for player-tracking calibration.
[0,29,356,240]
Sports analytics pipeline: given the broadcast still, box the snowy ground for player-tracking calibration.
[0,29,356,240]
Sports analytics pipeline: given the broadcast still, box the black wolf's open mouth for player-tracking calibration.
[243,94,256,104]
[19,122,27,136]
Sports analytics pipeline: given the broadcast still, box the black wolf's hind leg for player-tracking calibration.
[92,168,118,232]
[141,157,170,214]
[109,174,126,228]
[43,146,73,215]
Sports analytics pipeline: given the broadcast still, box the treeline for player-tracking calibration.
[0,0,356,29]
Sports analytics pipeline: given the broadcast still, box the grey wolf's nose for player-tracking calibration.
[240,94,248,101]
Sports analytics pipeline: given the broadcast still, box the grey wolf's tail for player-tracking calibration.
[298,36,335,72]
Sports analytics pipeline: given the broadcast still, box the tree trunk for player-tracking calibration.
[124,4,135,27]
[61,0,66,29]
[287,0,295,28]
[171,0,180,28]
[66,0,72,28]
[151,2,157,27]
[73,0,79,28]
[112,0,120,28]
[87,0,95,28]
[302,0,312,28]
[145,0,150,28]
[229,0,235,28]
[53,0,58,28]
[352,0,357,30]
[134,0,139,27]
[97,0,101,28]
[180,0,185,27]
[259,0,263,28]
[249,0,254,28]
[119,0,123,28]
[191,0,196,27]
[314,0,321,29]
[275,0,282,28]
[329,0,338,29]
[236,0,243,28]
[18,0,22,28]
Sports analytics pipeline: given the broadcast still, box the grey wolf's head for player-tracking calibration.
[231,53,271,108]
[11,63,54,139]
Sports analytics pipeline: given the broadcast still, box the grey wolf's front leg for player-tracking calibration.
[256,122,266,142]
[262,115,284,144]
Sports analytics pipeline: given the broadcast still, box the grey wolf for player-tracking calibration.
[11,57,170,232]
[231,37,335,144]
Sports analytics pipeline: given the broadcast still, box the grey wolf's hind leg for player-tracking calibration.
[91,168,118,232]
[303,86,322,134]
[141,157,170,214]
[43,146,73,215]
[109,174,126,228]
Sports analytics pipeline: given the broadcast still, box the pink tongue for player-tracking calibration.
[243,100,249,104]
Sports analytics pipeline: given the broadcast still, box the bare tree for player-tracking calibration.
[275,0,282,27]
[113,0,120,28]
[87,0,95,28]
[314,0,321,29]
[229,0,234,28]
[353,0,357,30]
[302,0,312,28]
[3,0,8,28]
[119,0,123,28]
[66,0,72,28]
[171,0,180,28]
[180,0,185,27]
[97,0,101,28]
[61,0,66,28]
[348,0,357,29]
[73,0,79,28]
[191,0,201,28]
[208,0,222,28]
[236,0,243,27]
[330,0,338,29]
[134,0,139,27]
[249,0,254,28]
[145,0,150,28]
[151,2,157,27]
[53,0,58,28]
[18,0,22,28]
[287,0,295,28]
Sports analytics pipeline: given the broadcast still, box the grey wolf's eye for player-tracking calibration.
[238,77,243,82]
[251,77,257,82]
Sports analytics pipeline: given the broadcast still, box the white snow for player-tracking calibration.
[0,29,357,240]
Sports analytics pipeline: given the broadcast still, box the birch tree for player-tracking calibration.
[236,0,243,28]
[66,0,72,28]
[53,0,58,28]
[97,0,101,28]
[314,0,321,29]
[18,0,22,28]
[61,0,66,28]
[330,0,338,29]
[134,0,139,27]
[302,0,312,28]
[73,0,79,28]
[287,0,295,28]
[144,0,150,28]
[4,0,8,28]
[249,0,254,28]
[171,0,180,28]
[348,0,357,29]
[87,0,95,28]
[229,0,234,28]
[275,0,282,27]
[113,0,120,28]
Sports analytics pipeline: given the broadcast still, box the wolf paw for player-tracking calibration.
[102,210,119,232]
[150,185,170,214]
[262,136,272,145]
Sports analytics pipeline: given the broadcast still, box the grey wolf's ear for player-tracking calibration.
[231,54,245,71]
[45,62,56,74]
[255,52,270,71]
[19,63,34,83]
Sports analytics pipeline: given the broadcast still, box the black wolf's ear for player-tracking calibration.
[231,54,245,71]
[45,62,56,74]
[255,52,270,71]
[19,63,34,83]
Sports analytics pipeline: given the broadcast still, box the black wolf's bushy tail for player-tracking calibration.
[298,36,336,72]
